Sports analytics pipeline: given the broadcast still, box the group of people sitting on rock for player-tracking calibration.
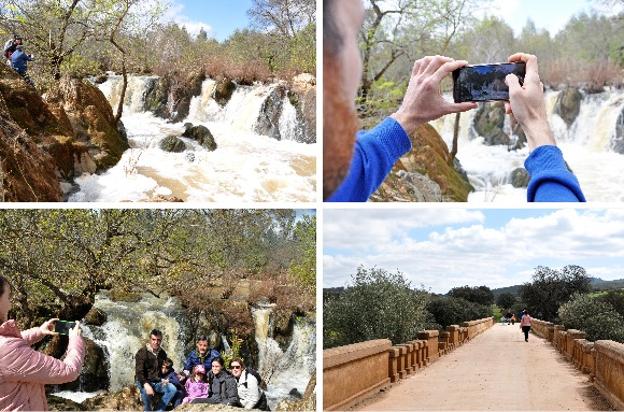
[135,329,270,411]
[3,34,34,86]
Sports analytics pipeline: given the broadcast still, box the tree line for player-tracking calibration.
[0,209,316,330]
[324,264,624,349]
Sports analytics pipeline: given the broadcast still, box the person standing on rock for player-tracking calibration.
[135,329,177,411]
[191,357,239,406]
[0,275,85,411]
[520,310,532,342]
[181,335,220,381]
[323,0,585,203]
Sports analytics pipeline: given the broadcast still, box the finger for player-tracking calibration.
[423,55,453,75]
[412,59,422,76]
[417,56,432,74]
[445,101,478,114]
[505,102,512,114]
[433,59,469,84]
[505,74,522,97]
[50,318,60,323]
[509,52,539,85]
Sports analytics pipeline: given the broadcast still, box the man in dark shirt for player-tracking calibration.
[135,329,177,411]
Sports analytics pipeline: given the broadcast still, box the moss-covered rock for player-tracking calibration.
[510,167,530,188]
[59,77,129,170]
[214,78,236,106]
[554,87,582,127]
[160,135,186,152]
[182,124,217,151]
[376,123,473,201]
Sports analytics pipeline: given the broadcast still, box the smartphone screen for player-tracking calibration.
[55,320,76,335]
[453,63,525,103]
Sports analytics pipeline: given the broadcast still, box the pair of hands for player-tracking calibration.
[39,318,82,338]
[390,53,555,151]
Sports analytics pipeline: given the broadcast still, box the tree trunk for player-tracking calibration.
[450,112,461,162]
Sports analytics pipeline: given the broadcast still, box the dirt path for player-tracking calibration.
[359,323,611,411]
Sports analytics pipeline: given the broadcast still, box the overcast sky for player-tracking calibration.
[324,208,624,294]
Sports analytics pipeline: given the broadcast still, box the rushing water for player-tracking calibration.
[431,88,624,202]
[68,75,316,202]
[252,304,316,410]
[52,292,315,408]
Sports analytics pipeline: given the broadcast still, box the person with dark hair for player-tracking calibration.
[191,357,239,406]
[520,310,533,342]
[230,358,269,410]
[0,276,85,411]
[323,0,585,203]
[182,335,220,381]
[160,358,185,408]
[135,329,177,411]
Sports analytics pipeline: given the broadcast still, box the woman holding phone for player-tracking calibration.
[0,275,85,411]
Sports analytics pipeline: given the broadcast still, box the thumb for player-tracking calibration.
[506,74,522,95]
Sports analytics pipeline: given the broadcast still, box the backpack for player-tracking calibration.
[244,368,267,391]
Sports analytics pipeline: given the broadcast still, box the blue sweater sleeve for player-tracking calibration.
[524,145,586,202]
[327,117,412,202]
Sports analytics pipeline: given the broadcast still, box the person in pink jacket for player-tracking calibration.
[182,364,210,404]
[0,275,85,411]
[520,309,533,342]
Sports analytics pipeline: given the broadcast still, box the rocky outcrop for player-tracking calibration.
[84,307,107,326]
[473,102,509,146]
[60,338,109,392]
[169,72,205,123]
[59,77,129,170]
[510,168,530,188]
[182,124,217,151]
[214,78,236,106]
[289,74,316,144]
[255,85,286,140]
[160,135,186,152]
[372,170,443,202]
[82,386,143,411]
[612,108,624,154]
[375,124,474,202]
[144,76,171,117]
[554,87,582,127]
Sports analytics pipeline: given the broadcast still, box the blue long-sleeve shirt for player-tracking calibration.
[327,117,585,202]
[11,49,31,75]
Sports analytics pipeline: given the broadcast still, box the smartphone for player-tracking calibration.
[453,63,525,103]
[54,320,76,335]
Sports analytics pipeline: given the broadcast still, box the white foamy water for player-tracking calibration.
[50,391,104,403]
[431,89,624,202]
[69,75,315,202]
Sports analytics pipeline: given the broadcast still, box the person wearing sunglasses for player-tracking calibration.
[229,358,270,411]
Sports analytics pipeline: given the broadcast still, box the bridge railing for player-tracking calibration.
[323,317,495,410]
[531,318,624,410]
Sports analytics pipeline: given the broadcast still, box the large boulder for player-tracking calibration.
[83,386,143,411]
[375,123,474,201]
[473,102,509,146]
[288,74,316,144]
[59,77,129,170]
[182,124,217,151]
[372,170,443,202]
[160,135,186,152]
[554,87,582,127]
[255,84,286,140]
[169,72,205,123]
[0,92,63,201]
[144,76,171,117]
[612,108,624,154]
[214,78,236,106]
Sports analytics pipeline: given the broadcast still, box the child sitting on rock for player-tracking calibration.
[182,364,210,404]
[160,358,185,408]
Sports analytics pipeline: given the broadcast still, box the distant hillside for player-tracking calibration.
[492,277,624,297]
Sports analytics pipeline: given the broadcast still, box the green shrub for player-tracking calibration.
[558,293,624,342]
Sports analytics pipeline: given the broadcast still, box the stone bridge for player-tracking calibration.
[323,317,624,410]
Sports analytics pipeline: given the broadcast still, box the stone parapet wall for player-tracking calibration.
[323,317,495,410]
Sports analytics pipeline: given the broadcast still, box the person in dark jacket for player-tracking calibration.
[11,45,32,76]
[182,335,220,381]
[191,357,239,406]
[160,358,185,408]
[135,329,177,411]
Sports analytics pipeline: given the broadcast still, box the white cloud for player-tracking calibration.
[324,209,624,293]
[162,1,214,38]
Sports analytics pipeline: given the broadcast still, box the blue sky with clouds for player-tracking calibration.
[324,209,624,294]
[164,0,253,41]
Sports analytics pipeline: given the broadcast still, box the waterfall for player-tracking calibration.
[97,74,158,114]
[84,291,188,391]
[252,304,316,410]
[430,88,624,202]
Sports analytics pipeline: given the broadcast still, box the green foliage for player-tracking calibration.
[520,265,591,322]
[559,293,624,342]
[289,215,316,291]
[448,285,494,306]
[323,266,430,348]
[426,295,491,328]
[491,304,503,322]
[496,292,517,310]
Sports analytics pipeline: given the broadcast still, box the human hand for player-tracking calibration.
[69,321,82,338]
[144,383,155,396]
[40,318,59,336]
[391,55,478,136]
[504,53,556,151]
